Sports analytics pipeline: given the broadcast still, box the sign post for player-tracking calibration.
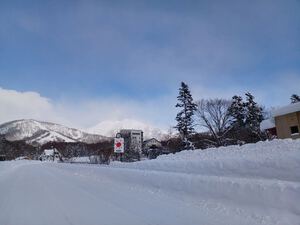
[114,137,124,154]
[114,133,124,161]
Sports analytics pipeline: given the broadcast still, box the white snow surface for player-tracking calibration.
[0,139,300,225]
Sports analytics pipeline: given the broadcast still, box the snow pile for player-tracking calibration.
[69,156,90,163]
[104,139,300,222]
[1,139,300,225]
[55,139,300,224]
[112,139,300,181]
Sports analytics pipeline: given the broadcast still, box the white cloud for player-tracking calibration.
[87,119,167,139]
[0,87,173,135]
[1,74,298,137]
[53,95,176,129]
[0,87,55,123]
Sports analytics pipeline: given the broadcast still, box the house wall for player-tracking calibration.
[275,112,300,139]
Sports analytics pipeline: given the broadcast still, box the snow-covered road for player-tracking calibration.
[0,139,300,225]
[0,161,227,225]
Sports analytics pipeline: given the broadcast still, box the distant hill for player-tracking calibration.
[0,119,110,146]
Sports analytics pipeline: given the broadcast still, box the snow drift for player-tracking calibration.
[55,139,300,224]
[0,139,299,225]
[75,139,300,214]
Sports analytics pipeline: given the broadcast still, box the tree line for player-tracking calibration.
[0,135,113,163]
[0,135,37,160]
[172,81,299,151]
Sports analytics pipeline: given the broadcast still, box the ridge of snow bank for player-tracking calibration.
[86,167,300,214]
[111,139,300,182]
[107,139,300,215]
[53,139,300,220]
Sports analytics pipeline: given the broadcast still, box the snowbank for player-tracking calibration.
[55,139,300,222]
[1,139,299,225]
[97,140,290,211]
[111,139,300,182]
[69,156,90,163]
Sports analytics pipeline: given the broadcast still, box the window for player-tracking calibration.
[290,126,299,134]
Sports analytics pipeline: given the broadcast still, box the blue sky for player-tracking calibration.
[0,0,300,130]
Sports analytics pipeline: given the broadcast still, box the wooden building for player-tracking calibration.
[262,102,300,139]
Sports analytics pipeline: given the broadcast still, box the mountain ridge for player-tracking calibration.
[0,119,110,145]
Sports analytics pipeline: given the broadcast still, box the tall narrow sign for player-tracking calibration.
[114,137,124,153]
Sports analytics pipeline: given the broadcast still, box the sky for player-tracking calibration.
[0,0,300,132]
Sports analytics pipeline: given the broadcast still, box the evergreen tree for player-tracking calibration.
[291,94,300,104]
[244,92,263,133]
[228,95,245,128]
[175,82,197,149]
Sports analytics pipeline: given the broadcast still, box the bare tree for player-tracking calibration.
[196,99,232,146]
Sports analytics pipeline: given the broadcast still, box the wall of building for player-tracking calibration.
[119,129,143,153]
[275,112,300,139]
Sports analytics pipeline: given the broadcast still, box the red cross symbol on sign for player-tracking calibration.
[115,142,122,148]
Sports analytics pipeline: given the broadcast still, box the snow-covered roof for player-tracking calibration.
[143,138,161,143]
[272,102,300,117]
[44,149,55,156]
[260,119,275,131]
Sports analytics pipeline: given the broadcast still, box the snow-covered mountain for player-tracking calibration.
[0,119,110,145]
[87,119,167,140]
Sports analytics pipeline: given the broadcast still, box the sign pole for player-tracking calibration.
[114,133,124,161]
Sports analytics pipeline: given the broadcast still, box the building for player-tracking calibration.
[39,148,62,161]
[260,118,277,138]
[142,138,163,159]
[273,102,300,139]
[261,102,300,139]
[143,138,162,150]
[119,129,143,153]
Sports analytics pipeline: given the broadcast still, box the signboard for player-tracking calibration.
[114,137,124,153]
